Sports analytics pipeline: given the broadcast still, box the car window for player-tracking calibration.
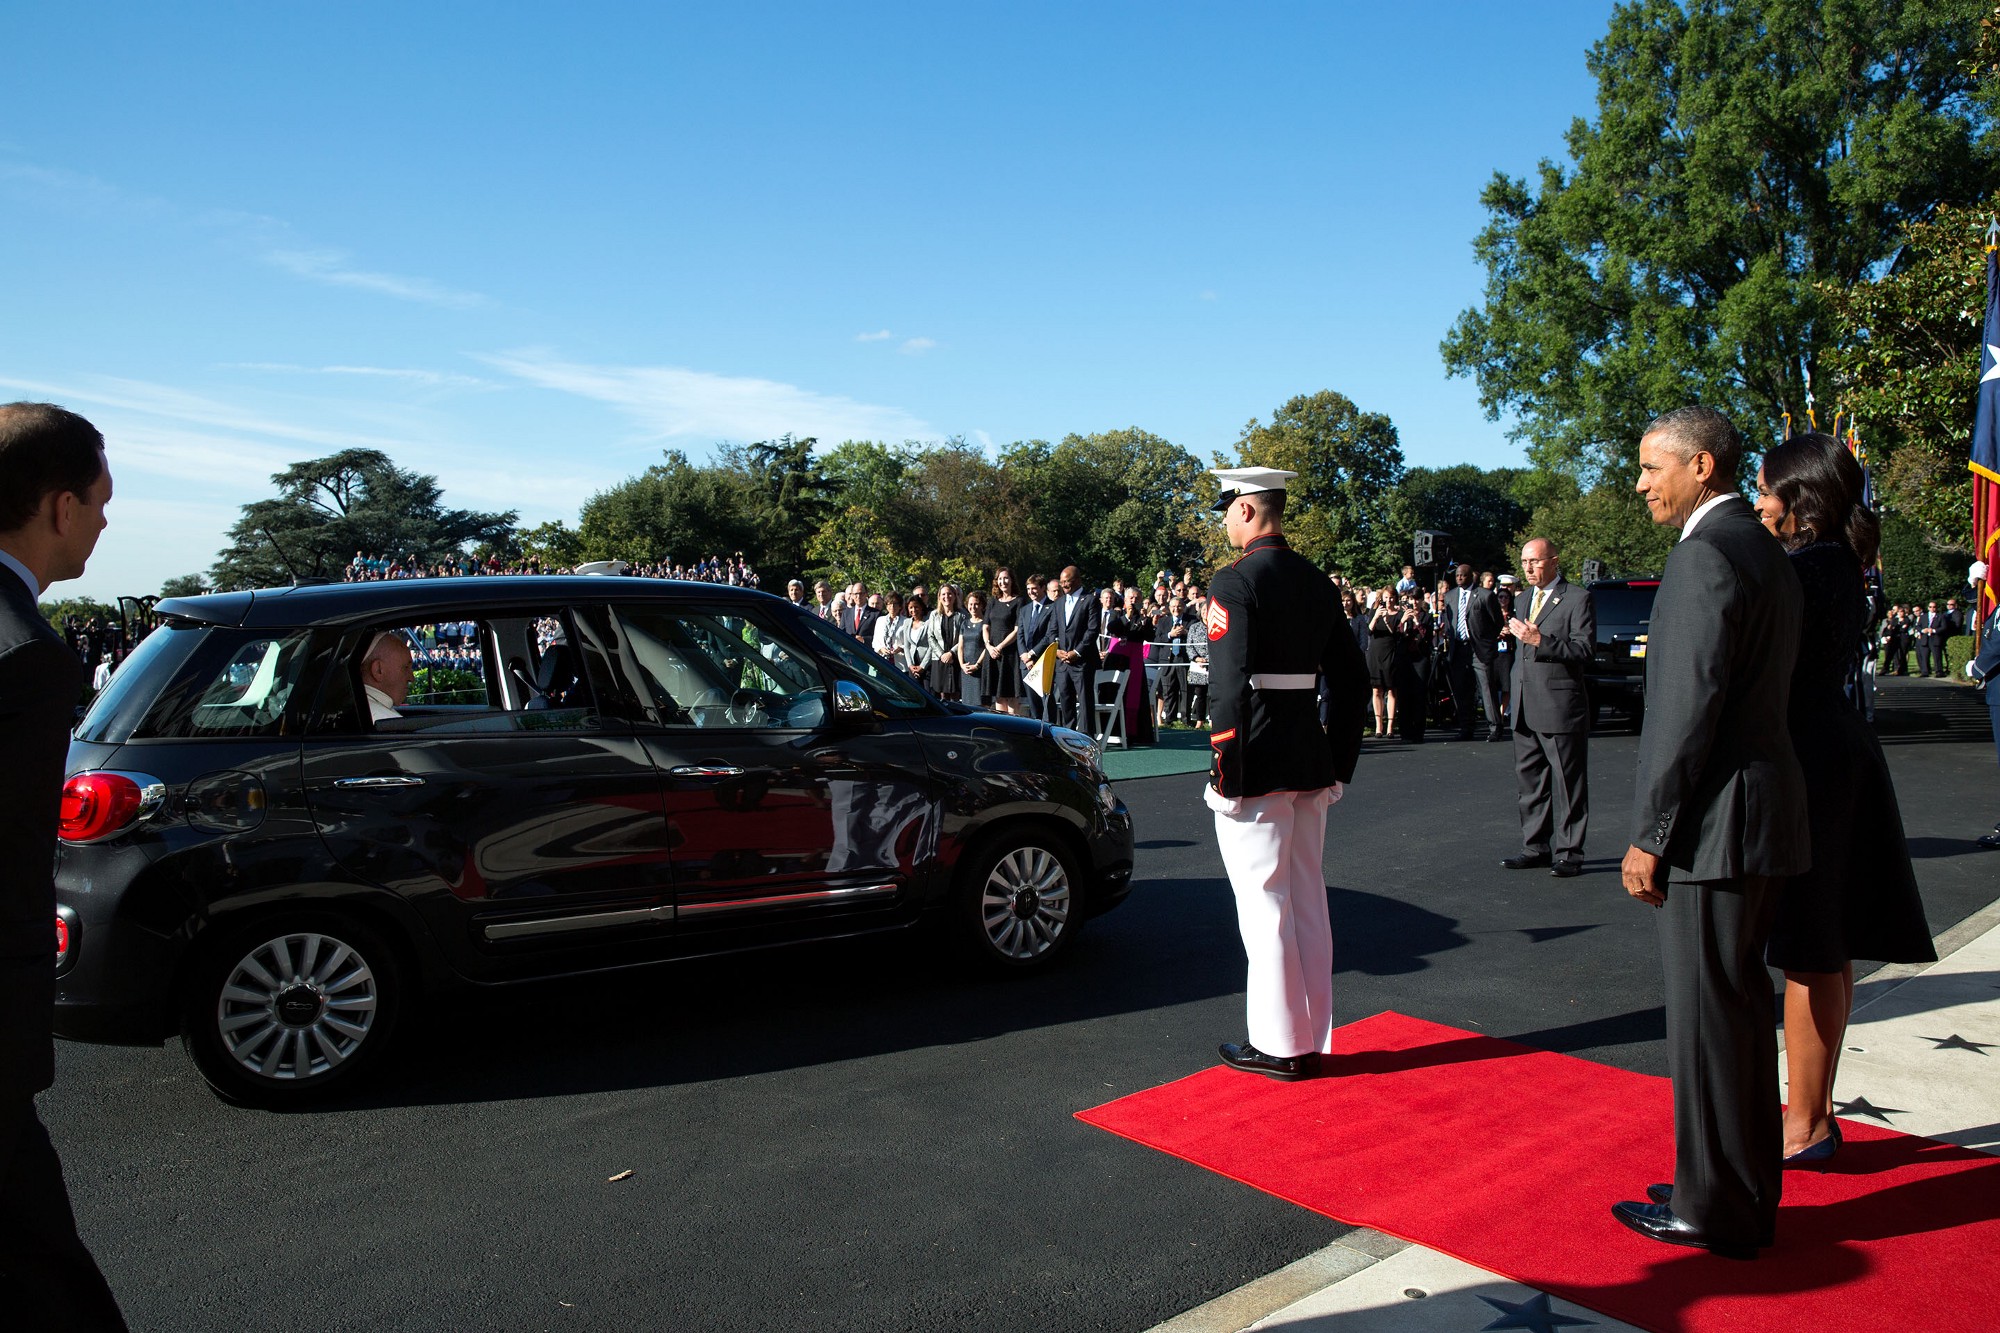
[74,622,206,743]
[314,613,604,735]
[794,614,930,713]
[608,605,829,729]
[125,630,316,739]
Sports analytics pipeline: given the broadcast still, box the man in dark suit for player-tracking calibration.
[1616,405,1808,1260]
[0,403,127,1329]
[1443,563,1505,740]
[1049,565,1099,731]
[1015,574,1054,721]
[1502,538,1596,878]
[1915,601,1948,676]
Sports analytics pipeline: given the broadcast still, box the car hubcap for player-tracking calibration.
[980,847,1071,960]
[217,932,379,1082]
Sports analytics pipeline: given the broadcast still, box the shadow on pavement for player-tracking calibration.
[318,880,1468,1112]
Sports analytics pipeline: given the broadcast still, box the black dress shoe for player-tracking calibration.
[1218,1041,1320,1081]
[1610,1201,1759,1260]
[1638,1189,1773,1244]
[1486,730,1509,742]
[1550,858,1583,878]
[1501,852,1552,870]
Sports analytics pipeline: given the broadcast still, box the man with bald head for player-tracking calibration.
[1503,537,1595,878]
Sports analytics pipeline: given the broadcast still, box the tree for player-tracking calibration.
[1880,512,1973,603]
[160,573,206,598]
[1443,1,2000,485]
[734,435,836,575]
[1004,430,1209,584]
[576,450,757,565]
[1231,391,1405,579]
[1516,475,1676,578]
[1819,196,1997,551]
[210,449,517,589]
[514,520,583,569]
[1388,465,1533,575]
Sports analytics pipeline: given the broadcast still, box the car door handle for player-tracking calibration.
[334,775,426,789]
[668,765,745,778]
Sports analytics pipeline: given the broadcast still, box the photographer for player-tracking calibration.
[1391,590,1432,743]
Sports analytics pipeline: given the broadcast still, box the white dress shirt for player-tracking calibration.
[1679,492,1735,540]
[0,548,42,600]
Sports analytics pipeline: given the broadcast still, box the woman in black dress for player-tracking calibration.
[1365,593,1399,736]
[984,568,1023,703]
[1754,433,1935,1164]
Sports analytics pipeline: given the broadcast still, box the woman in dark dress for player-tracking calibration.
[1388,594,1430,744]
[1365,593,1399,736]
[984,568,1023,703]
[1754,433,1935,1165]
[960,589,991,706]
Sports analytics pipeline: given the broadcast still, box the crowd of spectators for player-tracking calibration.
[344,551,760,587]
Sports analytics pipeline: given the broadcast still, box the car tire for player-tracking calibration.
[957,828,1082,971]
[181,914,403,1108]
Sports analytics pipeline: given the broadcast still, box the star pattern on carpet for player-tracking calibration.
[1477,1292,1596,1330]
[1835,1095,1906,1122]
[1919,1033,1996,1055]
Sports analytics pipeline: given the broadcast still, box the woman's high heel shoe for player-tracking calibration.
[1781,1117,1842,1167]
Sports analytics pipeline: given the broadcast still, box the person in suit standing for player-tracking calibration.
[1914,601,1949,676]
[1204,468,1369,1079]
[1050,565,1099,731]
[1015,574,1054,721]
[1444,563,1506,740]
[0,403,127,1330]
[1616,405,1808,1260]
[1502,539,1596,879]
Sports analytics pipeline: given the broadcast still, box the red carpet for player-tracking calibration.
[1076,1012,2000,1333]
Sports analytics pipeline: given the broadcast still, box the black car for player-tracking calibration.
[1583,576,1660,727]
[54,578,1133,1106]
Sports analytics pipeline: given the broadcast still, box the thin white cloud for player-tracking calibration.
[227,362,489,389]
[477,351,933,445]
[1198,289,1219,301]
[263,249,485,308]
[855,329,895,342]
[0,374,414,454]
[899,337,937,355]
[3,158,484,308]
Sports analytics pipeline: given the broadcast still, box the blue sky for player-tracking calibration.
[2,2,1613,600]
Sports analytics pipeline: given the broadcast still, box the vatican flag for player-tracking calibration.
[1027,644,1056,697]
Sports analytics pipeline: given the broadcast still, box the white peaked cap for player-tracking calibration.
[1210,466,1298,511]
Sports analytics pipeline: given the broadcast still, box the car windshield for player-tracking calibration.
[1591,586,1657,633]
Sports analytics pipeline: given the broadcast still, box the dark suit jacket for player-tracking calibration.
[1511,577,1595,734]
[1053,589,1100,666]
[1016,597,1053,660]
[852,605,882,646]
[0,564,84,1101]
[1446,584,1503,662]
[1631,498,1809,881]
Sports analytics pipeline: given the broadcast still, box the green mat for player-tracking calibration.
[1100,726,1213,782]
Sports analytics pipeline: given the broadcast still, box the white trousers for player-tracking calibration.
[1207,784,1340,1058]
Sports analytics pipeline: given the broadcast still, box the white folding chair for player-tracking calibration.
[1094,668,1129,747]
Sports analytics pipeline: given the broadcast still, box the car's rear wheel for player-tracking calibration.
[958,829,1081,970]
[181,914,402,1108]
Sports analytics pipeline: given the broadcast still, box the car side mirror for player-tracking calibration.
[833,680,872,716]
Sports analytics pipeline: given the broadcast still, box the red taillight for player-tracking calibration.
[60,772,145,843]
[55,915,70,963]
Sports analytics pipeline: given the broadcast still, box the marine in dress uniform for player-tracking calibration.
[1204,468,1369,1080]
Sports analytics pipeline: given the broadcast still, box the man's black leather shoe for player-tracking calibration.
[1639,1189,1774,1244]
[1501,852,1552,870]
[1486,729,1509,742]
[1550,858,1583,878]
[1218,1042,1320,1081]
[1611,1201,1759,1259]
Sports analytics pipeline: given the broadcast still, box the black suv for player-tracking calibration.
[1582,576,1660,727]
[55,578,1133,1105]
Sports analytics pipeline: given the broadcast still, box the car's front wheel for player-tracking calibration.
[958,829,1081,971]
[181,915,402,1108]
